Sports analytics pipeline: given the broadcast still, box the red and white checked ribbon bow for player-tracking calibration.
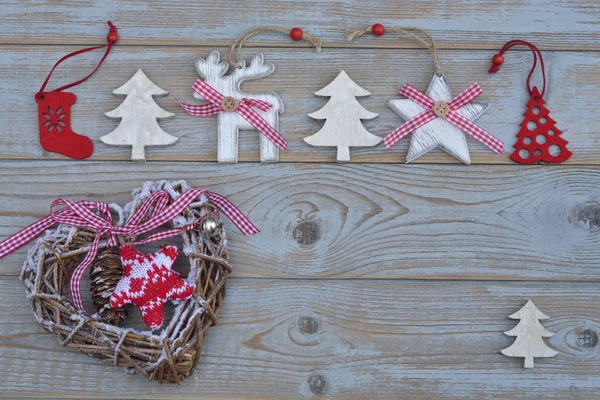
[179,79,288,150]
[0,188,258,313]
[384,83,504,154]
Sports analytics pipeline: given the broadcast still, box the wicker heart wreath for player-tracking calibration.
[2,180,258,384]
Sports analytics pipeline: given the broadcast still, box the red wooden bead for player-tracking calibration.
[107,31,119,43]
[492,54,504,66]
[372,23,385,36]
[290,28,303,41]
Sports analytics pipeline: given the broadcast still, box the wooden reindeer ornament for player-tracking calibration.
[179,27,322,163]
[194,51,283,163]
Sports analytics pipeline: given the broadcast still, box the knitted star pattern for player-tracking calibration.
[109,245,195,330]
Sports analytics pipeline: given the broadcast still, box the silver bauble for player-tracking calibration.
[201,215,221,239]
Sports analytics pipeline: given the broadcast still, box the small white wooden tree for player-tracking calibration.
[102,69,177,161]
[304,70,381,162]
[501,300,558,368]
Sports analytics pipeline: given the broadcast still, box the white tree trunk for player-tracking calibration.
[131,143,146,161]
[337,146,350,163]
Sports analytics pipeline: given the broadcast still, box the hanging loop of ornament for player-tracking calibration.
[227,26,323,69]
[346,25,443,76]
[36,21,118,99]
[489,39,546,98]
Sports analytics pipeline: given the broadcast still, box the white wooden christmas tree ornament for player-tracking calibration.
[101,69,177,161]
[194,51,284,163]
[304,70,381,162]
[501,300,558,368]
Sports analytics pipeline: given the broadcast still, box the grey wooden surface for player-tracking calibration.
[0,1,599,398]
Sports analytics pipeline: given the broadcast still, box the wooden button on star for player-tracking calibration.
[433,101,449,117]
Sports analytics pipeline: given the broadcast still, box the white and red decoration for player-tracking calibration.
[179,51,287,163]
[11,181,248,383]
[346,24,504,164]
[386,76,503,164]
[304,70,381,162]
[101,69,178,161]
[0,187,258,315]
[110,245,194,330]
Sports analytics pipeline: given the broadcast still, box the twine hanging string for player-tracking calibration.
[346,26,443,77]
[488,40,546,99]
[228,26,322,69]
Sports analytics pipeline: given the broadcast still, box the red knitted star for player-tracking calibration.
[109,245,195,330]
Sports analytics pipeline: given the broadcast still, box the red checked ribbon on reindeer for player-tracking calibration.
[384,83,504,153]
[179,79,288,150]
[0,188,259,313]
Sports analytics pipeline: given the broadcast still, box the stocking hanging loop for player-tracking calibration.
[36,21,118,100]
[489,40,546,99]
[346,26,443,76]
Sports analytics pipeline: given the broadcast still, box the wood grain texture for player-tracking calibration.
[2,46,598,164]
[1,277,599,399]
[0,161,598,280]
[1,0,599,50]
[2,1,600,397]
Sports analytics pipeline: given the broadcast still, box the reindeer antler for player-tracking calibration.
[231,53,275,84]
[195,51,229,80]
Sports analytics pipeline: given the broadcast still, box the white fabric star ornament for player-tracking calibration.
[387,74,496,164]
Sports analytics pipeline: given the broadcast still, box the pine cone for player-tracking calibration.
[90,248,127,325]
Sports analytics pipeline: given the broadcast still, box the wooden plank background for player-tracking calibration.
[0,0,599,398]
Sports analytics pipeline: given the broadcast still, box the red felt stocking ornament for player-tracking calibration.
[489,40,571,164]
[35,21,118,159]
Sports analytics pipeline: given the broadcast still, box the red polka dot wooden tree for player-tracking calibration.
[510,87,571,163]
[489,40,571,164]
